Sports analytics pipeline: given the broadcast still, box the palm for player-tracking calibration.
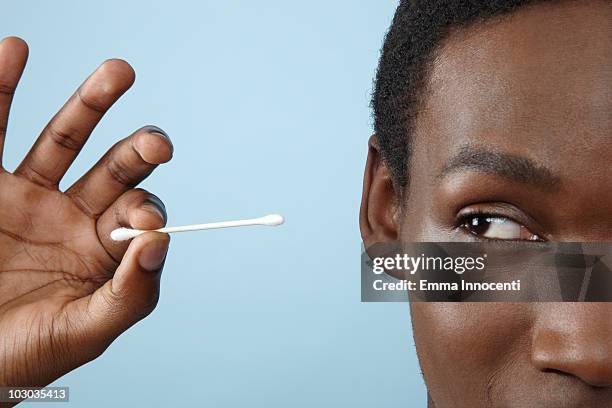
[0,171,116,305]
[0,36,173,393]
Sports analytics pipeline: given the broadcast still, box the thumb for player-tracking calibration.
[74,232,170,352]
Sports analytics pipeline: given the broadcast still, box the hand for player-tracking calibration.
[0,37,173,396]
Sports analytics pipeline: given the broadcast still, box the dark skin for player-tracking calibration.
[0,37,173,404]
[361,2,611,407]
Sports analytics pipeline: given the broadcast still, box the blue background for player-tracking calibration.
[2,1,425,406]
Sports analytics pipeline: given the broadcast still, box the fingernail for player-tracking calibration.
[142,198,167,224]
[138,236,170,272]
[135,126,174,164]
[142,125,171,142]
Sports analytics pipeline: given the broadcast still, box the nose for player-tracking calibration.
[531,303,612,387]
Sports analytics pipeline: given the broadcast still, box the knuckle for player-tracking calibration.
[76,88,108,113]
[19,162,57,188]
[46,125,82,152]
[69,191,100,218]
[98,286,131,323]
[137,291,160,318]
[0,82,16,96]
[110,283,159,322]
[105,155,137,187]
[99,285,123,312]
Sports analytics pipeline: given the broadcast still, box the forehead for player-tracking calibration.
[409,1,611,210]
[413,1,611,170]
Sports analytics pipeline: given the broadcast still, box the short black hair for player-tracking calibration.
[372,0,559,189]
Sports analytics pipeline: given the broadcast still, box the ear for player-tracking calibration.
[359,135,400,247]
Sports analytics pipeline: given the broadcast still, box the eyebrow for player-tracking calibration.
[437,145,560,189]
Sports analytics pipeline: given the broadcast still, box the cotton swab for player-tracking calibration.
[110,214,284,242]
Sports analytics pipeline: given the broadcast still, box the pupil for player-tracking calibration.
[469,216,492,236]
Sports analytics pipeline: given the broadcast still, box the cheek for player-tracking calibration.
[411,303,532,405]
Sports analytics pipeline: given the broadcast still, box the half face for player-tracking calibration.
[361,1,612,407]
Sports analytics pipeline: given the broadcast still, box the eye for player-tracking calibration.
[461,215,542,241]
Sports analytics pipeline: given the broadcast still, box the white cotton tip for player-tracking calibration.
[110,227,144,242]
[258,214,285,226]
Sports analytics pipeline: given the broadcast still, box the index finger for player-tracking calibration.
[14,59,135,187]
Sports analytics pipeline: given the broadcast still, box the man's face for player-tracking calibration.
[363,1,611,407]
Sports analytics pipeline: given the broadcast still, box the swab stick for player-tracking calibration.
[110,214,285,242]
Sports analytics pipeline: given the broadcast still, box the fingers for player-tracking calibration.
[0,37,28,167]
[14,59,135,187]
[96,188,167,262]
[66,125,172,217]
[72,232,170,351]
